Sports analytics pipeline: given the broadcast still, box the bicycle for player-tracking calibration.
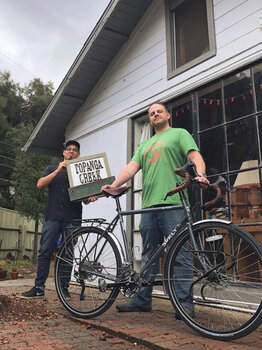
[54,159,262,341]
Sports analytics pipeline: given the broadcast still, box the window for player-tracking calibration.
[224,69,254,121]
[170,96,193,134]
[165,0,216,79]
[200,126,226,175]
[130,60,262,263]
[226,117,258,171]
[198,82,223,130]
[196,63,262,226]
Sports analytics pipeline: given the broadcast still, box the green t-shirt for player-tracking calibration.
[132,128,199,208]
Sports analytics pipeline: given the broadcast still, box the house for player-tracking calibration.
[24,0,262,270]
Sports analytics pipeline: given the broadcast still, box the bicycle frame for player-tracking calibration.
[79,185,207,286]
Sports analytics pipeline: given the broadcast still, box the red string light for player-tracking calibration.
[174,86,261,115]
[174,105,191,116]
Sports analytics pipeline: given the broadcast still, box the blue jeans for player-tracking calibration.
[132,207,194,310]
[35,220,80,289]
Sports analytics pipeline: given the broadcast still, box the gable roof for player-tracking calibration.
[23,0,153,156]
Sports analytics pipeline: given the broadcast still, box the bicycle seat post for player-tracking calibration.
[115,196,122,213]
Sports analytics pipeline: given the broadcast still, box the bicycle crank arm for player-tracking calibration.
[99,279,136,290]
[141,280,163,287]
[99,279,163,292]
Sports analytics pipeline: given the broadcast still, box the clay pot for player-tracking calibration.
[11,271,19,279]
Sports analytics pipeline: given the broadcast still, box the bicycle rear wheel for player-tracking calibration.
[164,220,262,340]
[55,226,122,319]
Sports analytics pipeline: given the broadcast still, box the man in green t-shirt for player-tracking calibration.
[102,102,209,317]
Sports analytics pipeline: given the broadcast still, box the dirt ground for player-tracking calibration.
[0,294,59,323]
[0,265,57,323]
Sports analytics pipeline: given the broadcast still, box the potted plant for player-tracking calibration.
[0,260,7,279]
[11,265,19,279]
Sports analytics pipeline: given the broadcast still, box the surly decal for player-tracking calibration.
[143,139,165,164]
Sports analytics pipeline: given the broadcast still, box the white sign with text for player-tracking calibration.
[66,153,111,188]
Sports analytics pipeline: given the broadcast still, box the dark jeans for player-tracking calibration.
[132,207,194,310]
[35,220,80,289]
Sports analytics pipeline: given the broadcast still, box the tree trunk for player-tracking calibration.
[32,218,39,264]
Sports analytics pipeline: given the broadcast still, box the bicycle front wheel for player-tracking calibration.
[164,220,262,340]
[55,226,122,319]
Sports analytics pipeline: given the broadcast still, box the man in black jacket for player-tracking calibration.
[21,140,83,299]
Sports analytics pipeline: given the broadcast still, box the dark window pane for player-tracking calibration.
[199,127,226,175]
[257,114,262,160]
[254,63,262,112]
[224,69,254,121]
[227,117,258,171]
[173,0,209,68]
[171,99,193,134]
[198,82,223,130]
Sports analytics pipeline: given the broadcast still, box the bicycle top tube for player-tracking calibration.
[119,204,184,217]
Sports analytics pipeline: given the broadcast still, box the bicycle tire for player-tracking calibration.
[164,220,262,340]
[55,226,122,319]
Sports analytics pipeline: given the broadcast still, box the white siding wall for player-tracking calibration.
[79,118,128,216]
[66,0,262,143]
[68,118,129,244]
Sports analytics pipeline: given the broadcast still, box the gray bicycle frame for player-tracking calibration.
[106,187,196,281]
[77,186,220,286]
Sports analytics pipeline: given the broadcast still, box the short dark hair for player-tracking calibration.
[65,140,80,152]
[147,101,169,114]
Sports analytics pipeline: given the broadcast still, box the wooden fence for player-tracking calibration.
[0,207,42,260]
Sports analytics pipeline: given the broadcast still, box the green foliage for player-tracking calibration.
[0,72,24,127]
[22,78,53,125]
[0,70,56,213]
[8,123,59,222]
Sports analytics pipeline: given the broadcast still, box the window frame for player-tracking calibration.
[165,0,216,79]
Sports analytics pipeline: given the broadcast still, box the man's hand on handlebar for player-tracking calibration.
[194,175,210,186]
[101,184,114,192]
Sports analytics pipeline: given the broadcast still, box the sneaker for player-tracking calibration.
[21,286,45,299]
[116,302,151,312]
[62,288,71,300]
